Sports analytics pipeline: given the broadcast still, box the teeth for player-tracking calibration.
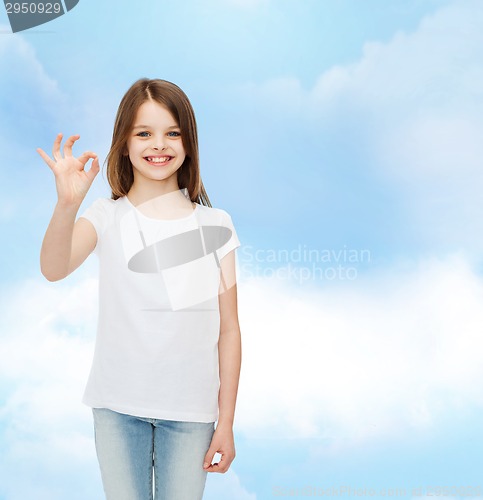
[146,156,171,163]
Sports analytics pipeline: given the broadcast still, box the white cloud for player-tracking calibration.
[0,24,66,137]
[234,0,483,252]
[235,251,483,450]
[1,250,482,494]
[0,275,102,500]
[0,24,68,223]
[205,469,257,499]
[0,24,61,98]
[0,24,114,213]
[307,0,483,126]
[0,269,258,499]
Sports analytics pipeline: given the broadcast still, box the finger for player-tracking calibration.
[203,448,217,470]
[77,151,98,167]
[64,134,80,157]
[85,156,100,183]
[215,451,233,472]
[204,450,229,472]
[36,147,55,170]
[52,133,63,162]
[204,457,230,474]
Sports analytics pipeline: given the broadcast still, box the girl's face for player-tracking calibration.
[125,100,186,188]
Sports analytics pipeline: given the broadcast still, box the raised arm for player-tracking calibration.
[38,133,100,282]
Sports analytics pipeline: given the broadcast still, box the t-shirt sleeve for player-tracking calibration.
[77,197,110,255]
[216,210,241,261]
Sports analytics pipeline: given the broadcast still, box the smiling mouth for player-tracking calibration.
[144,156,173,164]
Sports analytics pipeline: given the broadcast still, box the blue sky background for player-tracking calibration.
[1,0,483,498]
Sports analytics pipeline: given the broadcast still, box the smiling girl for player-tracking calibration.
[38,78,242,500]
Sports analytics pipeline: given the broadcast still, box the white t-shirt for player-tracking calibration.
[78,195,241,423]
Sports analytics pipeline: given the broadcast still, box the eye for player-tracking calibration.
[136,131,150,137]
[168,131,181,137]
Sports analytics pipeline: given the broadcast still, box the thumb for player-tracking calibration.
[203,445,217,469]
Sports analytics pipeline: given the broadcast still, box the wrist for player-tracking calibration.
[216,418,234,430]
[55,200,81,214]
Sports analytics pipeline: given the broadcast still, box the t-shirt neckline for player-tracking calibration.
[123,195,199,222]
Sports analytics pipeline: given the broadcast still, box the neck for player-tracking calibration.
[127,183,194,213]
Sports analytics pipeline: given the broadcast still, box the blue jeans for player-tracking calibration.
[92,407,215,500]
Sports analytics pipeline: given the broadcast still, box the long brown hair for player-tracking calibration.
[104,78,211,206]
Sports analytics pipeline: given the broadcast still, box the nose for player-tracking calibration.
[152,137,167,150]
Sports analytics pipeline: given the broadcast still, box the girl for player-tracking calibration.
[38,78,242,500]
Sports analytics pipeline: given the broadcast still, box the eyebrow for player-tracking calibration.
[132,124,180,130]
